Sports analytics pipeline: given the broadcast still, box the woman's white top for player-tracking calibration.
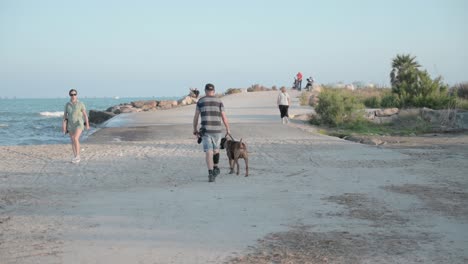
[277,92,290,106]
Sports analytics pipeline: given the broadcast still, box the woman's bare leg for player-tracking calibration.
[73,129,83,158]
[69,129,83,158]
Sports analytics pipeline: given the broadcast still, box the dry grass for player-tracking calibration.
[325,193,408,226]
[383,184,468,218]
[225,88,243,95]
[247,84,273,92]
[226,225,435,264]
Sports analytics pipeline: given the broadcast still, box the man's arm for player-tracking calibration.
[221,111,230,135]
[193,108,200,135]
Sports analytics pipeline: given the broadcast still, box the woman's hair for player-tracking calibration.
[69,89,77,95]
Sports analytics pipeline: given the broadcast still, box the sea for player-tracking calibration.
[0,97,177,146]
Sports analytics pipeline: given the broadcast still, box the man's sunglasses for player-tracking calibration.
[70,94,77,96]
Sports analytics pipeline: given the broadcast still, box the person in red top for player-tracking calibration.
[296,72,303,90]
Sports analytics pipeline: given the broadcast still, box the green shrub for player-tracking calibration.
[363,96,381,108]
[456,99,468,110]
[309,115,322,125]
[315,89,364,126]
[390,54,455,109]
[247,84,271,92]
[453,82,468,99]
[410,93,456,110]
[299,92,310,106]
[225,88,242,95]
[380,93,400,108]
[354,87,389,99]
[315,90,343,125]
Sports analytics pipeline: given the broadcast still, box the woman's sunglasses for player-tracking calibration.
[70,93,77,96]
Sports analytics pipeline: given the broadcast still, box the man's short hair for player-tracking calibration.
[205,83,215,91]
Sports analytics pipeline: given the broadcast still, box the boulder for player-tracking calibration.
[311,85,323,93]
[308,94,319,106]
[421,108,456,127]
[131,100,158,110]
[372,115,399,124]
[88,110,115,124]
[178,99,187,106]
[159,100,174,109]
[131,100,146,108]
[186,96,195,104]
[375,108,399,117]
[178,96,197,106]
[361,137,385,146]
[365,110,376,120]
[141,101,158,111]
[398,108,421,118]
[119,106,137,113]
[455,111,468,130]
[106,106,119,112]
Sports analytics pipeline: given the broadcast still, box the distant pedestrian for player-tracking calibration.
[277,87,291,124]
[190,88,200,98]
[193,83,231,182]
[296,72,303,91]
[62,89,89,163]
[306,76,314,90]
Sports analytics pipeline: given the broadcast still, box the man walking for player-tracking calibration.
[193,83,231,182]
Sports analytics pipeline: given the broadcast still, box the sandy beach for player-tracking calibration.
[1,90,467,263]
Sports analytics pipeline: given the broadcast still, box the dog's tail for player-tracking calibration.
[239,138,246,150]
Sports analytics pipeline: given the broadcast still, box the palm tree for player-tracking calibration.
[390,54,421,88]
[390,54,422,102]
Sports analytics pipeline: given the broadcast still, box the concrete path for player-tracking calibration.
[1,90,467,263]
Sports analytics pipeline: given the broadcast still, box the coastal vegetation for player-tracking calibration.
[225,88,243,95]
[247,84,280,92]
[226,85,285,94]
[308,54,468,138]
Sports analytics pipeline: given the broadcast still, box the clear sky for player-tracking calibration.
[1,0,467,98]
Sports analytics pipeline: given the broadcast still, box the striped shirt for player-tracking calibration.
[196,96,225,134]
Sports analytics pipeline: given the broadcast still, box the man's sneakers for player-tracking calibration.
[208,167,222,183]
[208,173,216,182]
[208,171,215,182]
[208,167,221,182]
[213,166,220,177]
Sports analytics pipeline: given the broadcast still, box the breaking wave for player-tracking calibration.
[39,111,63,117]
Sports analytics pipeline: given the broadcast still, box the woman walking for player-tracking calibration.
[62,89,89,163]
[277,87,291,124]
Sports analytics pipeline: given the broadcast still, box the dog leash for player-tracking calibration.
[226,133,236,141]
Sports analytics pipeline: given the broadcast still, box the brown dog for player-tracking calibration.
[222,136,249,177]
